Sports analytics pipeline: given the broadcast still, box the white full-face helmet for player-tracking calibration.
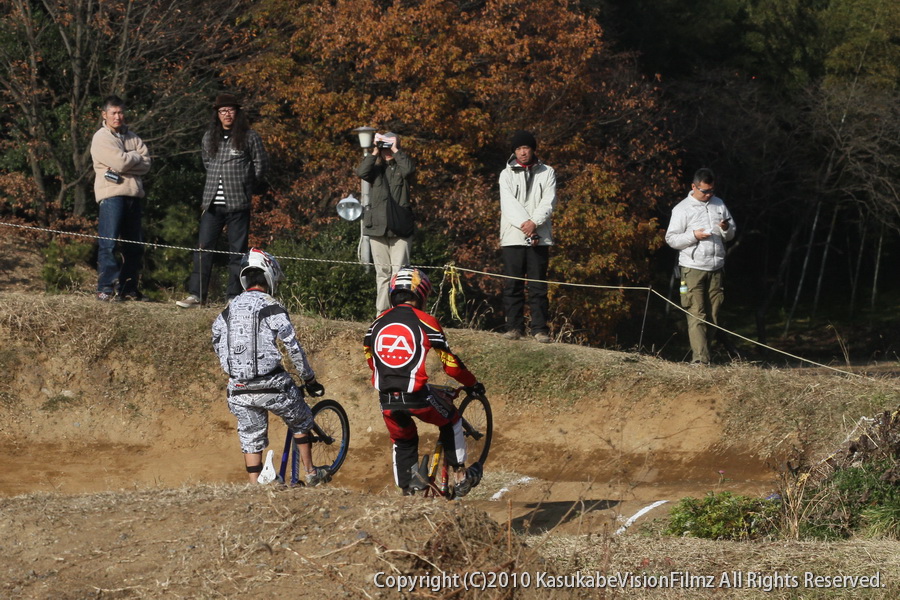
[239,248,283,294]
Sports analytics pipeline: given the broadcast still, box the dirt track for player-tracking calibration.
[2,280,899,597]
[0,293,777,537]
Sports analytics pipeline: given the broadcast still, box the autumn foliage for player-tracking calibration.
[226,0,679,340]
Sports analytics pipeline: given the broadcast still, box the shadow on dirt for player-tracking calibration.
[511,499,620,534]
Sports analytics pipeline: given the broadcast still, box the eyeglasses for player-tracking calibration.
[695,186,715,196]
[217,107,237,115]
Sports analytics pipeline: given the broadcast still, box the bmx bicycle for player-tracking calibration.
[410,385,493,499]
[275,398,350,486]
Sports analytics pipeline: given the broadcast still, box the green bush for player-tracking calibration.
[41,239,93,292]
[801,459,900,540]
[665,491,780,540]
[274,220,453,322]
[141,164,205,296]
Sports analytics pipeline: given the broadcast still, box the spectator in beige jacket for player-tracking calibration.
[90,95,152,302]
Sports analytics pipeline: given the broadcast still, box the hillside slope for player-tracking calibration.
[1,290,899,598]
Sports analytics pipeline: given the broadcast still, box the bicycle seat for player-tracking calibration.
[408,463,429,491]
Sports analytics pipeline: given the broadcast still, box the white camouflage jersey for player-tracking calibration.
[212,290,315,392]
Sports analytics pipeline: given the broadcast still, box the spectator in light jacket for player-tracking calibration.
[665,168,736,365]
[91,95,152,302]
[499,130,557,344]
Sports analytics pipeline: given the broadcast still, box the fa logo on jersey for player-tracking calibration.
[375,323,417,367]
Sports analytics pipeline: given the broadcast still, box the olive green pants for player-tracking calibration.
[679,267,724,364]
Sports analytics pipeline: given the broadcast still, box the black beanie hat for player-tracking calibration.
[510,130,537,151]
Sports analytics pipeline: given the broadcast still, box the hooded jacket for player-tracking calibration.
[91,124,151,202]
[499,155,556,246]
[665,193,736,271]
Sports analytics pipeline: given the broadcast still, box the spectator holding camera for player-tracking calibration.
[177,93,269,308]
[90,95,152,302]
[357,132,416,314]
[499,130,557,343]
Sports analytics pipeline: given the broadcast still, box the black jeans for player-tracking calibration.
[501,245,550,334]
[187,206,250,300]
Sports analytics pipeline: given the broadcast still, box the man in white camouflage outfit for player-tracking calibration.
[212,248,330,485]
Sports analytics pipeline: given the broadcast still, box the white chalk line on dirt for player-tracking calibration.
[615,500,669,535]
[490,476,535,501]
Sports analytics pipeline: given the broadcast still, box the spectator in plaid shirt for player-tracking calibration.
[177,93,269,308]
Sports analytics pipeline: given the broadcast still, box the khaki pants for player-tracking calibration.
[370,235,411,313]
[680,267,724,364]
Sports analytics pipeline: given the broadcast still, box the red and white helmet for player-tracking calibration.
[389,267,432,306]
[239,248,283,293]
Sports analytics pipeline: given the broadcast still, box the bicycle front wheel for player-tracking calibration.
[458,394,492,466]
[308,399,350,475]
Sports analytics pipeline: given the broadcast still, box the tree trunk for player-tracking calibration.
[870,223,883,311]
[812,206,838,320]
[848,215,867,318]
[784,200,821,336]
[755,199,817,346]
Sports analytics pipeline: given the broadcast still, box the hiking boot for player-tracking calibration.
[502,330,522,341]
[97,291,116,302]
[176,295,202,308]
[533,332,552,344]
[304,467,331,487]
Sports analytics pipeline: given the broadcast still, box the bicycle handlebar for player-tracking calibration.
[427,383,486,400]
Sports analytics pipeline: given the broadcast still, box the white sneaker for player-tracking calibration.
[176,295,201,308]
[305,467,332,487]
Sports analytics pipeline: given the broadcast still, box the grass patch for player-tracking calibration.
[41,391,80,412]
[800,459,900,540]
[665,491,780,540]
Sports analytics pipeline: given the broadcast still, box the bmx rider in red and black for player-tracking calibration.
[363,267,485,496]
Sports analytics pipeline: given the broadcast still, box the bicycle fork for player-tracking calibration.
[426,441,450,496]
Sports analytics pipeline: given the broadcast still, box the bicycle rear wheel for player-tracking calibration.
[458,393,492,466]
[307,399,350,475]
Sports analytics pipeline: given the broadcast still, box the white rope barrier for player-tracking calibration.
[0,220,874,378]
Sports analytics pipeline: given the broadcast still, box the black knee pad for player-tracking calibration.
[293,435,311,445]
[246,464,263,473]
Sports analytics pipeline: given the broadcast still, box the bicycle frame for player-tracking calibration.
[422,441,451,497]
[278,419,335,485]
[415,385,492,498]
[277,399,350,485]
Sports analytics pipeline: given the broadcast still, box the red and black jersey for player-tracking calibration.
[364,304,476,393]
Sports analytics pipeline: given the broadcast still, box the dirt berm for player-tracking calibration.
[0,291,897,598]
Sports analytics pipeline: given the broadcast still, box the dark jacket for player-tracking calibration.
[356,151,415,237]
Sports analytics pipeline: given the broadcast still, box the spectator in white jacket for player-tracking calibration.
[498,130,557,343]
[665,168,736,365]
